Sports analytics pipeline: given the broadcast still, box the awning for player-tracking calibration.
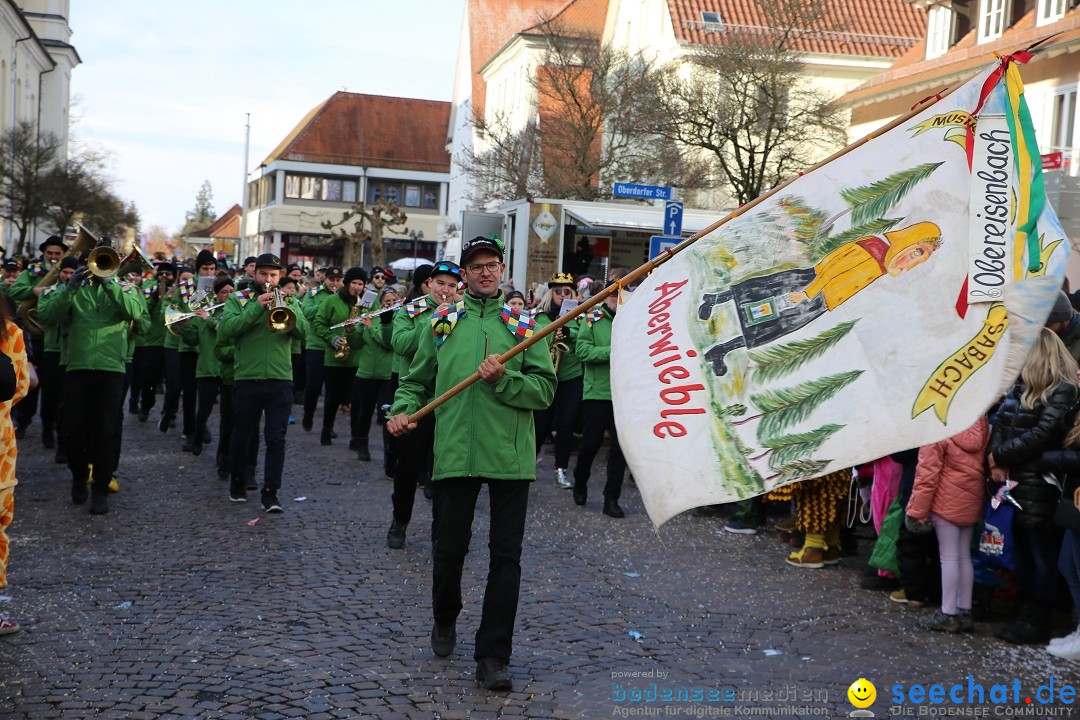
[563,205,724,235]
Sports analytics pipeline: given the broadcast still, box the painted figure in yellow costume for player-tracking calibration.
[699,221,942,375]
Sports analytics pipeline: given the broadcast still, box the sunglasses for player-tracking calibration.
[553,287,573,296]
[373,275,385,280]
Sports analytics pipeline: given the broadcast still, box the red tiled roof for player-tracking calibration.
[841,7,1080,107]
[189,204,241,239]
[523,0,609,36]
[667,0,925,58]
[467,0,567,118]
[263,93,451,173]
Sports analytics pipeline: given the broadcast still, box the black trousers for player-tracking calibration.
[38,350,63,442]
[573,399,626,501]
[110,364,132,473]
[63,370,126,494]
[392,414,435,525]
[195,377,219,441]
[433,477,530,663]
[292,352,305,397]
[897,524,942,605]
[128,350,141,410]
[533,375,583,469]
[230,380,291,493]
[13,334,41,429]
[302,349,326,424]
[179,351,198,436]
[353,377,387,440]
[218,382,234,465]
[133,346,164,413]
[322,366,355,436]
[162,348,181,421]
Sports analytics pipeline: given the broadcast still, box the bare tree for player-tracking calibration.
[42,147,111,237]
[461,17,702,207]
[0,121,63,253]
[639,0,848,205]
[321,198,408,268]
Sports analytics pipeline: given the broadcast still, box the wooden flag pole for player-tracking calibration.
[407,82,961,423]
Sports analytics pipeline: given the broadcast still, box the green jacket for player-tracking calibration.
[218,290,306,382]
[301,286,332,352]
[354,318,394,380]
[315,292,363,368]
[391,295,436,379]
[179,309,222,378]
[392,291,556,481]
[36,279,144,374]
[134,287,167,348]
[6,264,48,303]
[125,292,150,363]
[215,335,235,386]
[173,293,199,353]
[577,306,613,401]
[534,309,582,382]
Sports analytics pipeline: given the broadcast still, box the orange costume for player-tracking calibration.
[0,321,30,588]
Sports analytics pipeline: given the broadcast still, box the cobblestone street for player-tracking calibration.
[0,410,1075,719]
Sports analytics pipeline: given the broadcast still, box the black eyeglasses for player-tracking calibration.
[553,287,573,296]
[466,261,502,274]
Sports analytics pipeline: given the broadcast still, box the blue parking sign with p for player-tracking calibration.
[650,235,681,260]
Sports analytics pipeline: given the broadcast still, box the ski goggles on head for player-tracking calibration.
[430,261,463,280]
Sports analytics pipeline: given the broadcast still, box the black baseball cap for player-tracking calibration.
[430,260,463,281]
[1,259,19,271]
[460,235,504,264]
[254,253,282,270]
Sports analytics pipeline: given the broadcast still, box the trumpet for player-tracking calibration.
[333,296,362,359]
[164,303,226,334]
[264,283,297,334]
[329,301,403,330]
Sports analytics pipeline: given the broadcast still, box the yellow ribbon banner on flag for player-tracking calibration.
[912,304,1008,423]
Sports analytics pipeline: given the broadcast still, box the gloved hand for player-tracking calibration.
[380,309,394,325]
[67,266,88,291]
[904,514,933,534]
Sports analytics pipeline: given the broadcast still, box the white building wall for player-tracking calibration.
[447,4,478,226]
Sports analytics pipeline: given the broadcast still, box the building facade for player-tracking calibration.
[243,92,452,271]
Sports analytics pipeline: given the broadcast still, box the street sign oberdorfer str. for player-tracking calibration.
[613,182,672,200]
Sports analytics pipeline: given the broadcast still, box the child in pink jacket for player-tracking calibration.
[906,416,990,633]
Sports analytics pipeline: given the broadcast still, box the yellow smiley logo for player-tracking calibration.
[848,678,876,709]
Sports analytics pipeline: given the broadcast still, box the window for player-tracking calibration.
[978,0,1007,42]
[404,185,421,207]
[367,180,440,209]
[926,5,955,59]
[284,174,301,198]
[423,188,438,210]
[701,11,723,30]
[322,178,342,202]
[1051,87,1077,174]
[385,184,400,204]
[1038,0,1066,25]
[300,176,319,199]
[343,180,357,203]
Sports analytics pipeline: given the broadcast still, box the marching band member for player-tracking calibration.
[178,250,218,452]
[313,267,366,447]
[37,257,80,453]
[132,263,171,423]
[160,265,193,433]
[37,260,144,515]
[218,253,307,511]
[301,267,342,431]
[387,236,555,690]
[533,273,583,489]
[352,285,398,463]
[178,275,233,457]
[276,275,304,417]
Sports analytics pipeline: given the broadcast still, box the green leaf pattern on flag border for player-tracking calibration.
[767,459,831,486]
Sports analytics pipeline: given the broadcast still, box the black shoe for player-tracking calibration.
[158,414,171,432]
[71,478,88,505]
[41,432,54,450]
[357,438,371,461]
[229,480,247,502]
[320,430,332,446]
[475,657,512,691]
[191,439,203,456]
[203,429,212,445]
[602,498,625,518]
[245,465,257,491]
[331,430,338,439]
[387,520,407,549]
[128,404,139,415]
[995,620,1048,644]
[431,622,456,657]
[89,494,108,515]
[348,437,357,451]
[181,437,194,453]
[573,488,587,506]
[138,409,149,423]
[261,491,283,513]
[302,417,313,432]
[217,466,229,480]
[423,483,434,500]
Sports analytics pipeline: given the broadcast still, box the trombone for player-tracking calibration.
[329,301,403,330]
[87,242,154,281]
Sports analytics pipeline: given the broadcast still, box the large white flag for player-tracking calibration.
[611,57,1069,527]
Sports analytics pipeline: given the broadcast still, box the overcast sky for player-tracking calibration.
[68,1,464,234]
